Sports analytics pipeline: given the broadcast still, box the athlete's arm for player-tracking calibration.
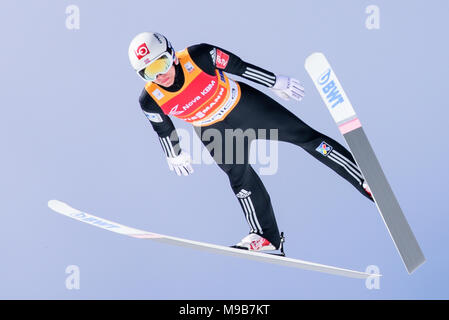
[188,43,304,101]
[139,89,194,176]
[187,43,277,88]
[139,88,181,158]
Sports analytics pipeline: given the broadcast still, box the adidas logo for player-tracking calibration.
[236,189,252,199]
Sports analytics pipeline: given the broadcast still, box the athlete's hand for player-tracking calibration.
[271,75,305,102]
[166,151,194,176]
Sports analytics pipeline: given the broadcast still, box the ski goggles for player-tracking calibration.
[138,51,174,81]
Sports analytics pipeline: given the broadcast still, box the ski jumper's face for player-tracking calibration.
[153,62,176,87]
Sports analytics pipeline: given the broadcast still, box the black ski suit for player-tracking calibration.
[139,43,372,249]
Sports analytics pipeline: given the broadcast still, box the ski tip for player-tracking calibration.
[304,52,326,68]
[48,199,76,215]
[48,199,61,209]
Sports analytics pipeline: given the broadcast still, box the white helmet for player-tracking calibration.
[128,32,175,81]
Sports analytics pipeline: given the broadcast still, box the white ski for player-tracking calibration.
[305,52,425,274]
[48,200,378,279]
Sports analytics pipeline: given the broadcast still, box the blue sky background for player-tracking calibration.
[0,0,448,299]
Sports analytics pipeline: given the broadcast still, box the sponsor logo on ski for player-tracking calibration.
[70,212,120,229]
[317,68,344,108]
[316,141,333,156]
[135,43,150,60]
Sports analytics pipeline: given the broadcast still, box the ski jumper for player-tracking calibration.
[139,43,372,249]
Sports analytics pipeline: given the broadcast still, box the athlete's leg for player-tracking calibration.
[227,82,372,201]
[194,122,282,248]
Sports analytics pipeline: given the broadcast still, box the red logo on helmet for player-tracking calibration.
[135,43,150,60]
[216,49,229,69]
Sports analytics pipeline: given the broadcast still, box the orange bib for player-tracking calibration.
[145,49,241,126]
